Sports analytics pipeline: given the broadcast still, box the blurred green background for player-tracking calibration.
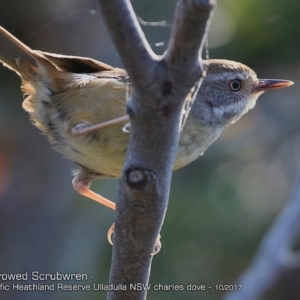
[0,0,299,299]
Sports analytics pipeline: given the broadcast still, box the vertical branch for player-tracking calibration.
[98,1,216,299]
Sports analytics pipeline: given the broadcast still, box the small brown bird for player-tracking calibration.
[0,26,293,215]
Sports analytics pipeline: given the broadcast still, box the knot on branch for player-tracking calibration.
[125,167,153,189]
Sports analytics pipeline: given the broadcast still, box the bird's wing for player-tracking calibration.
[40,51,127,75]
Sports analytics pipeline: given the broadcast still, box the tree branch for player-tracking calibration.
[223,172,300,300]
[165,0,215,77]
[98,1,216,300]
[98,0,157,87]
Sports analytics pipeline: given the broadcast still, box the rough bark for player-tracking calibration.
[97,1,216,300]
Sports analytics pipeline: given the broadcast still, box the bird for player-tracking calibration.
[0,26,293,250]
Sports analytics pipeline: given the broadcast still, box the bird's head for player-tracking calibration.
[194,59,293,127]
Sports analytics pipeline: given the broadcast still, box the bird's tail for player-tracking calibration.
[0,26,123,75]
[0,26,38,75]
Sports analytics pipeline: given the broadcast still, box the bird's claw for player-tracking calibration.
[151,233,161,256]
[122,122,130,133]
[107,223,115,245]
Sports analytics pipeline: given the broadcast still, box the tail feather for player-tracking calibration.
[0,26,125,76]
[0,26,38,74]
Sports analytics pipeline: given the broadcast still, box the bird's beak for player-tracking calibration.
[253,79,294,93]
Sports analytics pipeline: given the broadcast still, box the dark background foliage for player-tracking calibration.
[0,1,299,299]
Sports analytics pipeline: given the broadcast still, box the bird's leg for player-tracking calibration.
[73,158,161,255]
[72,170,116,210]
[72,115,130,137]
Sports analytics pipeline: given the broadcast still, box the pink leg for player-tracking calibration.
[72,115,130,137]
[73,168,161,254]
[72,172,116,210]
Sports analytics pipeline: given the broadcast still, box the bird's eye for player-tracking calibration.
[229,79,242,92]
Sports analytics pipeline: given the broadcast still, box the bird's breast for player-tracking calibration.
[174,116,223,170]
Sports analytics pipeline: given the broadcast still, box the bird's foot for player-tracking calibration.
[107,223,161,255]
